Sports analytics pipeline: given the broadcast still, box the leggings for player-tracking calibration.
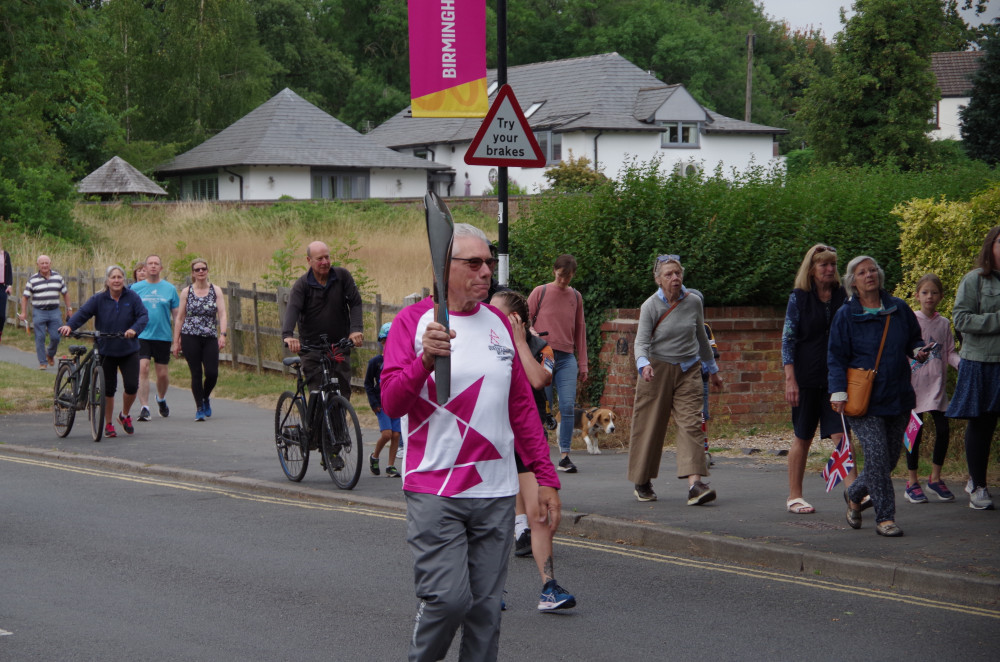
[966,413,1000,490]
[847,413,908,524]
[906,410,949,470]
[180,334,219,408]
[102,353,140,397]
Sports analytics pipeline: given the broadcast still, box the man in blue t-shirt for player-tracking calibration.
[131,255,180,421]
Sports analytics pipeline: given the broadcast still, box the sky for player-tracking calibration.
[757,0,1000,40]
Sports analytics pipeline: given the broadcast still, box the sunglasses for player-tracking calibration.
[657,254,681,263]
[193,266,208,272]
[814,246,836,255]
[451,256,498,271]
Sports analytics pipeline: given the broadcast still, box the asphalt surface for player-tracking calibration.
[2,343,998,607]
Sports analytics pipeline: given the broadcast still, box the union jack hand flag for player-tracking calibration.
[821,435,855,493]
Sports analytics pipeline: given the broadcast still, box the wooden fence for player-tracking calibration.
[2,268,428,388]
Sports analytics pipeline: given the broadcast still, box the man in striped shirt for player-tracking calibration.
[18,255,72,369]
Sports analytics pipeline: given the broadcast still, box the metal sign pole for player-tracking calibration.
[497,0,509,286]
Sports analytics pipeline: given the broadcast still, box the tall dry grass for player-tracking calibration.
[3,200,497,304]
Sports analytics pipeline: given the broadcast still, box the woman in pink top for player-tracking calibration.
[528,254,588,473]
[905,273,961,503]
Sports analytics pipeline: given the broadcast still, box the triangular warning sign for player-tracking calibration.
[465,85,546,167]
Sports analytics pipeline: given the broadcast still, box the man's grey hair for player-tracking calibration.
[453,223,489,244]
[842,255,885,295]
[653,256,684,280]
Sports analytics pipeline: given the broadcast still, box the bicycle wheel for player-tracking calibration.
[275,391,309,481]
[321,394,363,489]
[88,360,106,442]
[53,363,77,438]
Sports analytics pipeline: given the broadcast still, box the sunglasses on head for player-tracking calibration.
[657,254,681,264]
[814,246,836,256]
[451,256,498,271]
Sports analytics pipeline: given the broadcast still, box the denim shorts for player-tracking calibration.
[376,409,401,433]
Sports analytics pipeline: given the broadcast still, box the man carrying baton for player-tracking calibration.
[381,223,561,662]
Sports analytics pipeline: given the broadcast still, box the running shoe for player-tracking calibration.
[904,482,928,504]
[157,397,169,418]
[514,529,532,557]
[195,407,206,422]
[118,412,134,435]
[138,406,151,422]
[687,480,716,506]
[203,397,212,418]
[965,478,974,495]
[634,482,657,502]
[538,580,576,611]
[969,486,995,511]
[104,422,117,438]
[386,466,401,478]
[925,479,955,502]
[369,453,380,476]
[558,456,577,473]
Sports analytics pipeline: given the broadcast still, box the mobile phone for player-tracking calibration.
[922,342,940,353]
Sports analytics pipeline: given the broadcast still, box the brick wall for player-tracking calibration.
[598,306,787,427]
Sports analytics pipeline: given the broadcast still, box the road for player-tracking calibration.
[2,453,998,661]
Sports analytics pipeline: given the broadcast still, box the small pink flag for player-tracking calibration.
[903,410,923,453]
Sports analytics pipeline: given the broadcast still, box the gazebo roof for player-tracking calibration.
[78,156,167,196]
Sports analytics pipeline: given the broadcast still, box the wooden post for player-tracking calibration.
[227,280,241,369]
[375,293,383,337]
[77,269,87,311]
[252,282,262,375]
[276,285,289,375]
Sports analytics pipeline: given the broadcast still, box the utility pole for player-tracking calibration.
[745,31,755,123]
[496,0,510,286]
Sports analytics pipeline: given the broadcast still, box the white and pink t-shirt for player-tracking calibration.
[381,298,559,498]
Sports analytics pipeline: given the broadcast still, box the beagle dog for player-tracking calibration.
[563,407,616,455]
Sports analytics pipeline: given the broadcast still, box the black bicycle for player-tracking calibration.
[274,336,363,489]
[53,330,123,442]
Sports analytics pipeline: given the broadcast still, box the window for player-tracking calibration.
[487,81,499,96]
[185,176,218,200]
[930,102,940,129]
[414,149,430,160]
[525,102,543,118]
[660,121,700,148]
[535,131,562,165]
[311,171,369,200]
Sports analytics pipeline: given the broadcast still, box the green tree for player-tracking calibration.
[800,0,969,168]
[960,32,1000,164]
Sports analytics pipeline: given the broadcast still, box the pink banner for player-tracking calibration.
[408,0,488,117]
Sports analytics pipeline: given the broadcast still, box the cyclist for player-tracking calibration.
[60,265,148,438]
[281,240,363,398]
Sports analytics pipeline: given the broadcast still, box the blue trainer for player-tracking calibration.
[538,580,576,611]
[203,397,212,418]
[195,407,206,422]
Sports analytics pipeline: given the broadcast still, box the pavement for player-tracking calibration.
[2,344,998,607]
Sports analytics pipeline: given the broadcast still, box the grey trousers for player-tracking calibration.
[405,491,515,662]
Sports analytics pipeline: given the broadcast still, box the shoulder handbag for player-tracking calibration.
[844,315,891,417]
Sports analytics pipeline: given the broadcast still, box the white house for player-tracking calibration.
[156,88,449,201]
[368,53,788,197]
[930,50,985,141]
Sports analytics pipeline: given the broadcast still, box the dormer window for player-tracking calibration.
[660,121,700,148]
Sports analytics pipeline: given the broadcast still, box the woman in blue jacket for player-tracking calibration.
[60,265,148,439]
[828,256,928,537]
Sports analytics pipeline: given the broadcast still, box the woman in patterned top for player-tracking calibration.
[172,258,228,421]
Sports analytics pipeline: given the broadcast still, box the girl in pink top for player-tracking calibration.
[905,274,961,503]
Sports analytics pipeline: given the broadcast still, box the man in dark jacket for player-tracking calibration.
[281,241,364,398]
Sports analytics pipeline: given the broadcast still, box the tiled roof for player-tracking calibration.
[157,88,446,174]
[77,156,167,196]
[931,51,985,97]
[368,53,787,149]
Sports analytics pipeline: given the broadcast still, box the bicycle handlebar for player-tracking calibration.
[70,330,127,339]
[299,337,355,354]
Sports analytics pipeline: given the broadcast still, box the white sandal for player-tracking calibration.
[786,497,816,514]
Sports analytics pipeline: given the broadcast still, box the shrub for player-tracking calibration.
[544,151,609,191]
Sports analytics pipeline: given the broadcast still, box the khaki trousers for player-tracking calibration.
[627,360,708,484]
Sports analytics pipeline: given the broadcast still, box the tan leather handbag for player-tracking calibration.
[844,316,890,417]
